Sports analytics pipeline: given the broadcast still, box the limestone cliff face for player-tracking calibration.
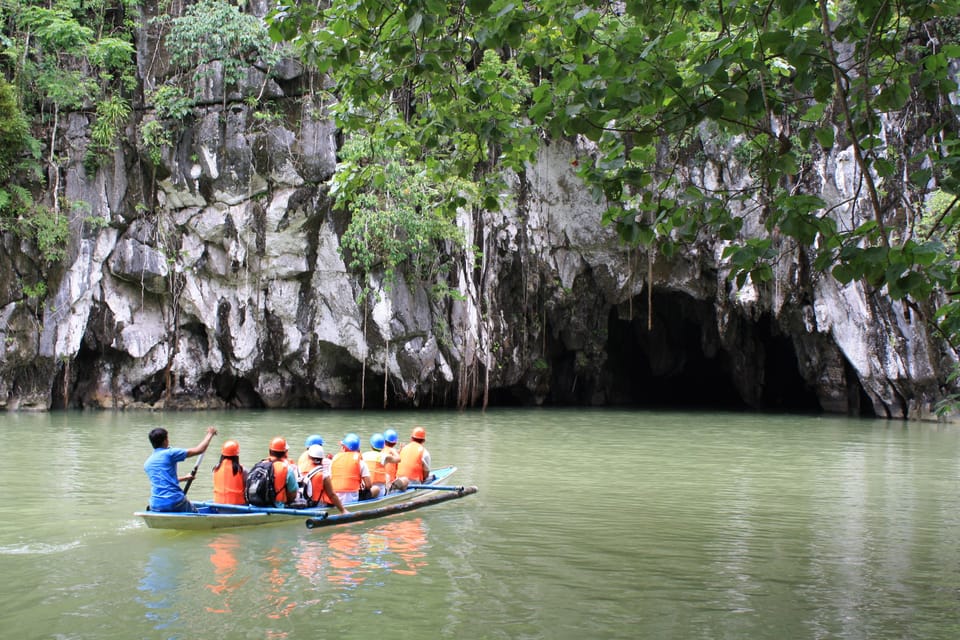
[0,14,953,418]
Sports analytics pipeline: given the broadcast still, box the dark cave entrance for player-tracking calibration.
[603,291,822,412]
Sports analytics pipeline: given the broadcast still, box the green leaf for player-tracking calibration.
[832,263,857,284]
[907,240,942,267]
[617,218,640,244]
[695,57,724,79]
[408,12,424,34]
[861,246,889,265]
[703,98,725,119]
[752,263,774,283]
[895,271,929,299]
[467,0,492,12]
[721,87,749,106]
[876,79,911,111]
[759,30,793,53]
[909,169,932,187]
[815,127,834,149]
[873,158,895,178]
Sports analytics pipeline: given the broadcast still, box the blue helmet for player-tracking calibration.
[370,433,385,450]
[384,428,399,444]
[305,434,324,448]
[342,433,361,452]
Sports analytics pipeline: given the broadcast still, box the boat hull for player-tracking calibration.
[135,465,458,530]
[137,508,312,531]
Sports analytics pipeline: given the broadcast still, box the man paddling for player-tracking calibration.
[144,426,217,513]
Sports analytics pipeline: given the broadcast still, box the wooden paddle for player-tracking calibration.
[181,452,205,496]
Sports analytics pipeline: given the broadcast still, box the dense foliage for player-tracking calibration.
[267,0,960,344]
[0,0,138,264]
[335,134,468,295]
[0,0,279,264]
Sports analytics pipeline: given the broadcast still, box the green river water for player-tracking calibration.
[1,409,959,639]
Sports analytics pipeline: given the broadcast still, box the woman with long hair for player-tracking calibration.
[212,440,246,504]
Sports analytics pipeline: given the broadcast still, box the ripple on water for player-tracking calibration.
[0,540,82,555]
[117,519,145,533]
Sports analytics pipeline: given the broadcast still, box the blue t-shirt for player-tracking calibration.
[144,447,189,510]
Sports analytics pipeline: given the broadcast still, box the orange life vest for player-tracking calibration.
[271,458,292,504]
[212,459,245,504]
[383,444,399,482]
[398,441,425,482]
[331,451,362,492]
[300,458,333,507]
[362,450,388,484]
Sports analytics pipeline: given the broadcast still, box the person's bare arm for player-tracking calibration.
[323,476,348,514]
[186,426,218,457]
[358,459,372,489]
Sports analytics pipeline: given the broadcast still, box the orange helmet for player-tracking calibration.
[221,440,240,456]
[269,436,288,452]
[411,426,426,440]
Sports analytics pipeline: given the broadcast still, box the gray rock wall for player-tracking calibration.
[0,12,954,418]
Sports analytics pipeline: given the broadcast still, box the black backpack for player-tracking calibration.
[244,460,277,506]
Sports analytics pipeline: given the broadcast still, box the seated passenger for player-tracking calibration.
[300,444,347,514]
[257,436,299,507]
[383,428,401,484]
[211,439,246,505]
[361,433,401,499]
[297,434,328,478]
[331,433,372,504]
[397,426,432,484]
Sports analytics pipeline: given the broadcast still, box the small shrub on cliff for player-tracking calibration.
[150,85,194,121]
[0,78,31,183]
[0,78,64,263]
[335,135,468,294]
[165,0,281,90]
[86,94,131,170]
[138,85,195,165]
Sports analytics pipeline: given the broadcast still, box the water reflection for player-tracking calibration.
[205,534,246,614]
[295,518,430,590]
[383,518,429,575]
[326,532,365,588]
[137,546,181,632]
[263,544,298,621]
[136,518,434,636]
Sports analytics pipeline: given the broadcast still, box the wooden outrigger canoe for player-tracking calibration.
[304,484,477,529]
[135,465,460,531]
